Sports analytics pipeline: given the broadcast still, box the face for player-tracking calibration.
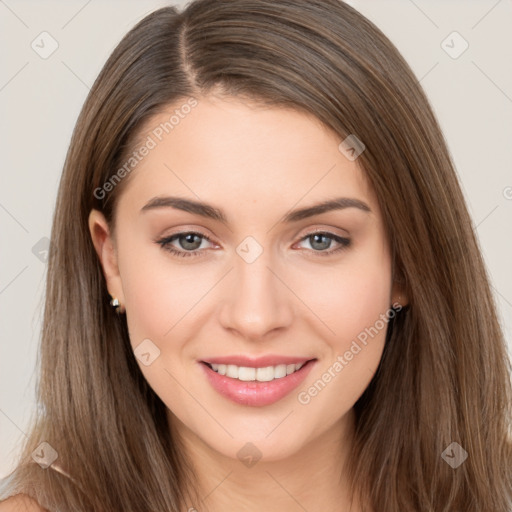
[89,94,405,464]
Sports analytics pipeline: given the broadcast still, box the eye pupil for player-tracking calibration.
[310,233,331,251]
[181,233,202,250]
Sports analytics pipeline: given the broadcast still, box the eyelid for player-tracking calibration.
[295,225,350,239]
[157,224,349,243]
[155,230,218,255]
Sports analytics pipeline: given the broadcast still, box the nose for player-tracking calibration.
[218,249,294,341]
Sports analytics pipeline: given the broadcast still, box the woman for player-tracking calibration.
[1,0,511,510]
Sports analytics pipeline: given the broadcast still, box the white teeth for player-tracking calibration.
[274,364,287,378]
[226,364,238,378]
[207,361,308,381]
[238,366,256,381]
[256,366,274,382]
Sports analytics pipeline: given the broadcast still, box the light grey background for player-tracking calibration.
[1,0,511,478]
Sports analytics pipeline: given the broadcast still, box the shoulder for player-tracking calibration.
[0,494,47,512]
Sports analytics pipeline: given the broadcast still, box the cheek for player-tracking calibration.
[292,243,392,406]
[118,252,203,413]
[118,236,207,348]
[295,294,391,426]
[292,243,392,346]
[332,264,392,349]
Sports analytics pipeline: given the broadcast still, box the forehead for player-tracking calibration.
[118,96,377,217]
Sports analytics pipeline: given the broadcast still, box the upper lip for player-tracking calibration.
[201,355,316,368]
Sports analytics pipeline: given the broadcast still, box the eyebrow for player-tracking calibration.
[140,195,371,224]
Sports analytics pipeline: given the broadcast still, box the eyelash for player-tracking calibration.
[156,230,351,258]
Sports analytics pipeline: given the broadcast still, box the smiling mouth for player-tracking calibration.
[202,359,316,382]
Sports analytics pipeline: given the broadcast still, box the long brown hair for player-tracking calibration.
[1,1,511,510]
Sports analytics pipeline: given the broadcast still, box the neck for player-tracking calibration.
[170,408,364,512]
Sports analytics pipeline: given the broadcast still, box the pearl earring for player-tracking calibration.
[110,296,126,314]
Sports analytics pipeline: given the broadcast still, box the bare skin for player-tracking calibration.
[0,495,47,511]
[89,94,406,511]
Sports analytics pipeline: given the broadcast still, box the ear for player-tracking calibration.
[88,209,125,308]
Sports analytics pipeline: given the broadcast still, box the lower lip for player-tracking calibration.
[199,360,317,407]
